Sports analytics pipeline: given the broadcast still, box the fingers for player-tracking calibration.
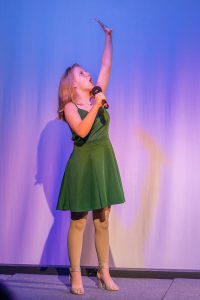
[94,92,107,107]
[96,18,106,29]
[95,18,112,34]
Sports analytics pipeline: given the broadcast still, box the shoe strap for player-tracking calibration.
[98,263,109,270]
[69,267,81,272]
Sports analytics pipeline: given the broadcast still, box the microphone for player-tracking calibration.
[91,86,109,109]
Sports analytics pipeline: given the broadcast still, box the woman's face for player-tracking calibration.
[72,66,93,92]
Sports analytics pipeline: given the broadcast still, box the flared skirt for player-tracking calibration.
[56,138,125,211]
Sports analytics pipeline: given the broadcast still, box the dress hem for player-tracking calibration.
[56,199,125,212]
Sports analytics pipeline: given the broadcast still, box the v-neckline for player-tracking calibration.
[78,107,89,112]
[77,107,91,113]
[76,105,105,114]
[73,101,93,112]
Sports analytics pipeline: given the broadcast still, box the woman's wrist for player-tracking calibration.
[105,35,112,44]
[93,103,101,110]
[105,30,112,39]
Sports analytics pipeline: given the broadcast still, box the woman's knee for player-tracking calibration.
[70,211,88,231]
[95,219,109,231]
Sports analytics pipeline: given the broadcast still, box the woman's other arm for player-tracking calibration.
[96,19,113,93]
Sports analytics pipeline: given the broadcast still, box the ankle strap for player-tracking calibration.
[98,263,109,270]
[69,267,81,272]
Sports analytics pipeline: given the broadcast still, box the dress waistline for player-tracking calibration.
[74,137,110,147]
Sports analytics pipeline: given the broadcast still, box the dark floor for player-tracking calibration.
[1,273,200,300]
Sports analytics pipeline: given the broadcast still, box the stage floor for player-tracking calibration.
[1,273,200,299]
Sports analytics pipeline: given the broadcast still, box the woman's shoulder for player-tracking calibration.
[63,102,81,123]
[64,101,78,113]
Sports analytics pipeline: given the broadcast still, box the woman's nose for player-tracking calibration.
[85,72,90,77]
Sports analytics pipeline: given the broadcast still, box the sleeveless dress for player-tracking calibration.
[56,105,125,212]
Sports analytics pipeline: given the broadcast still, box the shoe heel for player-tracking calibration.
[97,266,119,291]
[97,271,103,289]
[98,278,104,289]
[69,267,84,295]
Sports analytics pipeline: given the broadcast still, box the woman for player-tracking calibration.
[56,20,125,295]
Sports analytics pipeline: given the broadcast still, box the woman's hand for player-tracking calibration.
[96,18,112,36]
[94,92,107,108]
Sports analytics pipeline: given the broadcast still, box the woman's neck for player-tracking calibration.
[75,98,91,106]
[74,91,92,106]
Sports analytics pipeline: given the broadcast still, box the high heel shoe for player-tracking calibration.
[96,265,119,291]
[69,267,85,295]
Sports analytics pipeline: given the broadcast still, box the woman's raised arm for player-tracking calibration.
[96,19,113,93]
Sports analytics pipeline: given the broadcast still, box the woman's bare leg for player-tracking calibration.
[93,207,110,267]
[93,206,119,289]
[68,211,88,290]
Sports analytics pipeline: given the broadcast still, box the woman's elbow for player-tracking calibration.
[76,129,87,139]
[79,133,87,139]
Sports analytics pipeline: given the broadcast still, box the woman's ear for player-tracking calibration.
[72,81,77,89]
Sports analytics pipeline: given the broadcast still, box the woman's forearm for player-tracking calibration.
[101,33,112,68]
[96,20,113,92]
[76,104,100,138]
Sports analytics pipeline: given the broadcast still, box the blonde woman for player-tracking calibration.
[56,20,125,295]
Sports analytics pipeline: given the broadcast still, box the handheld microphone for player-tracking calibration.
[91,86,109,109]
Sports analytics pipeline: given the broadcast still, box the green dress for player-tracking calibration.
[56,105,125,212]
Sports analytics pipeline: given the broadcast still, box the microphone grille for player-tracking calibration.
[91,86,102,95]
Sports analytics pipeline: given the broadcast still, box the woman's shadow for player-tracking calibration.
[35,118,72,266]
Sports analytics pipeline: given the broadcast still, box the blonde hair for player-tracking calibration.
[57,63,80,120]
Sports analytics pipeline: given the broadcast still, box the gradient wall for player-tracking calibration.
[1,0,200,269]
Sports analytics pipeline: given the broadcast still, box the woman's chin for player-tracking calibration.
[85,83,94,91]
[89,82,94,90]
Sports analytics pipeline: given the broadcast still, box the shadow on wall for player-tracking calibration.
[35,119,72,265]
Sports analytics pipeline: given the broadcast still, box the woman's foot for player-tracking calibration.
[69,268,84,295]
[97,265,119,291]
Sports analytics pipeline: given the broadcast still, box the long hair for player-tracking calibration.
[57,63,80,120]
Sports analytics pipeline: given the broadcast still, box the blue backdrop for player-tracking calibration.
[1,0,200,269]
